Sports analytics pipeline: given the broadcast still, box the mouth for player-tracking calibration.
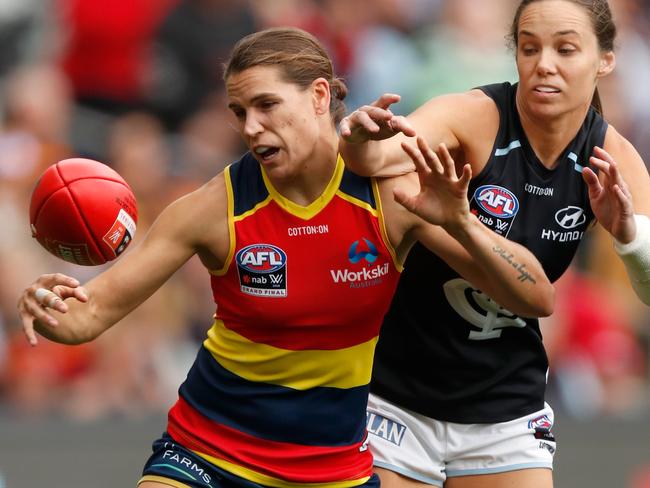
[254,145,280,162]
[533,85,560,94]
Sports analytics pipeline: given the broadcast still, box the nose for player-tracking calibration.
[243,113,263,137]
[536,48,557,76]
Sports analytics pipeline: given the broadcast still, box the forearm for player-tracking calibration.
[444,215,554,317]
[614,214,650,305]
[340,138,389,176]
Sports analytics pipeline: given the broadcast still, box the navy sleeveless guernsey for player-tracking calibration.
[370,82,608,423]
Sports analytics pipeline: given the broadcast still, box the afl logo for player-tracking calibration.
[474,185,519,218]
[236,244,287,273]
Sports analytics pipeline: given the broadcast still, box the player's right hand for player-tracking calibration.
[17,273,88,346]
[339,94,416,144]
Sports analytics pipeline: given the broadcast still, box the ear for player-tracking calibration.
[311,77,331,115]
[597,51,616,78]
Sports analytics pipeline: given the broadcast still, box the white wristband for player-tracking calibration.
[614,214,650,305]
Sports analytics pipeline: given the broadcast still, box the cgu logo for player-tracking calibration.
[236,244,287,273]
[474,185,519,218]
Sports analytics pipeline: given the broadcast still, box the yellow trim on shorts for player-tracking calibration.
[371,177,403,272]
[261,154,345,220]
[138,474,192,487]
[193,450,371,488]
[203,319,378,390]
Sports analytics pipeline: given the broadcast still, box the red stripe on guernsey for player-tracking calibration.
[168,397,372,483]
[213,195,397,351]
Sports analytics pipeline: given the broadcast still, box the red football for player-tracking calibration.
[29,158,138,265]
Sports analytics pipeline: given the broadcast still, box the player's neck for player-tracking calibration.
[268,138,339,207]
[518,103,590,170]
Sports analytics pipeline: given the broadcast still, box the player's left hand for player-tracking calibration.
[394,137,472,230]
[583,146,636,243]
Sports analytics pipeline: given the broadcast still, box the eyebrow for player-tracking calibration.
[519,29,580,38]
[228,93,276,111]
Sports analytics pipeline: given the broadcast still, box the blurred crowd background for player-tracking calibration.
[0,0,649,483]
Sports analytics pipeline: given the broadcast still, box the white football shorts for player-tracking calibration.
[366,393,555,487]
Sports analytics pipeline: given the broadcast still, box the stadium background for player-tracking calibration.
[0,0,649,486]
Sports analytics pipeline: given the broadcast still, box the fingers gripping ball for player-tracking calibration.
[29,158,138,265]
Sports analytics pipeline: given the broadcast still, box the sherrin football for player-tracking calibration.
[29,158,138,265]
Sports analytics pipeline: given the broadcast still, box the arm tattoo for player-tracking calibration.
[492,245,537,284]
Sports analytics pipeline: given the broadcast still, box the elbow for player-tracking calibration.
[535,288,555,318]
[518,283,556,318]
[343,159,375,177]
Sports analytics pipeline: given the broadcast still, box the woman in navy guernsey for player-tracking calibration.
[18,28,555,488]
[340,1,650,488]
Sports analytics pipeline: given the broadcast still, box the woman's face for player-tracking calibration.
[226,65,329,180]
[515,0,615,120]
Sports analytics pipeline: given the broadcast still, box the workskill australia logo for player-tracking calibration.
[348,238,378,264]
[236,243,287,297]
[330,238,388,288]
[471,185,519,236]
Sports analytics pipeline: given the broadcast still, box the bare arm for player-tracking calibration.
[582,126,650,305]
[17,175,229,345]
[339,91,495,177]
[584,126,650,240]
[383,138,554,318]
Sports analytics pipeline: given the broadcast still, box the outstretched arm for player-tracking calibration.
[584,129,650,305]
[339,90,496,178]
[339,94,417,177]
[17,176,229,345]
[398,138,554,318]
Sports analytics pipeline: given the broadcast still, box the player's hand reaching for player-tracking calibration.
[17,273,88,346]
[339,94,416,144]
[394,137,472,231]
[583,146,637,244]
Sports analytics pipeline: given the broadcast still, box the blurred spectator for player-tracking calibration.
[57,0,177,159]
[544,267,647,418]
[0,0,59,79]
[147,0,257,130]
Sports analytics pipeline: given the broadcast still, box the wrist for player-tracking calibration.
[443,212,475,240]
[614,214,647,255]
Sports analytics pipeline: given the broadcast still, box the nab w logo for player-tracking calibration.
[348,238,378,264]
[236,243,288,298]
[366,412,407,446]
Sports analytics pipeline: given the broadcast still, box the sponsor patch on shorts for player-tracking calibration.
[366,411,407,446]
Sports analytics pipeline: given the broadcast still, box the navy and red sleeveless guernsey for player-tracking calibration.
[371,82,608,423]
[164,153,401,487]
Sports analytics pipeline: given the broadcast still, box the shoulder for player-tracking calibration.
[412,89,497,120]
[603,125,640,159]
[410,89,499,147]
[602,124,646,176]
[154,172,229,246]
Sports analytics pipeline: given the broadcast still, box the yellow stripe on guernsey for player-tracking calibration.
[212,166,239,276]
[204,319,378,390]
[194,451,370,488]
[261,154,346,220]
[370,177,403,272]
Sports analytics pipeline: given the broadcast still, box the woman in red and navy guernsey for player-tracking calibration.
[17,28,554,488]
